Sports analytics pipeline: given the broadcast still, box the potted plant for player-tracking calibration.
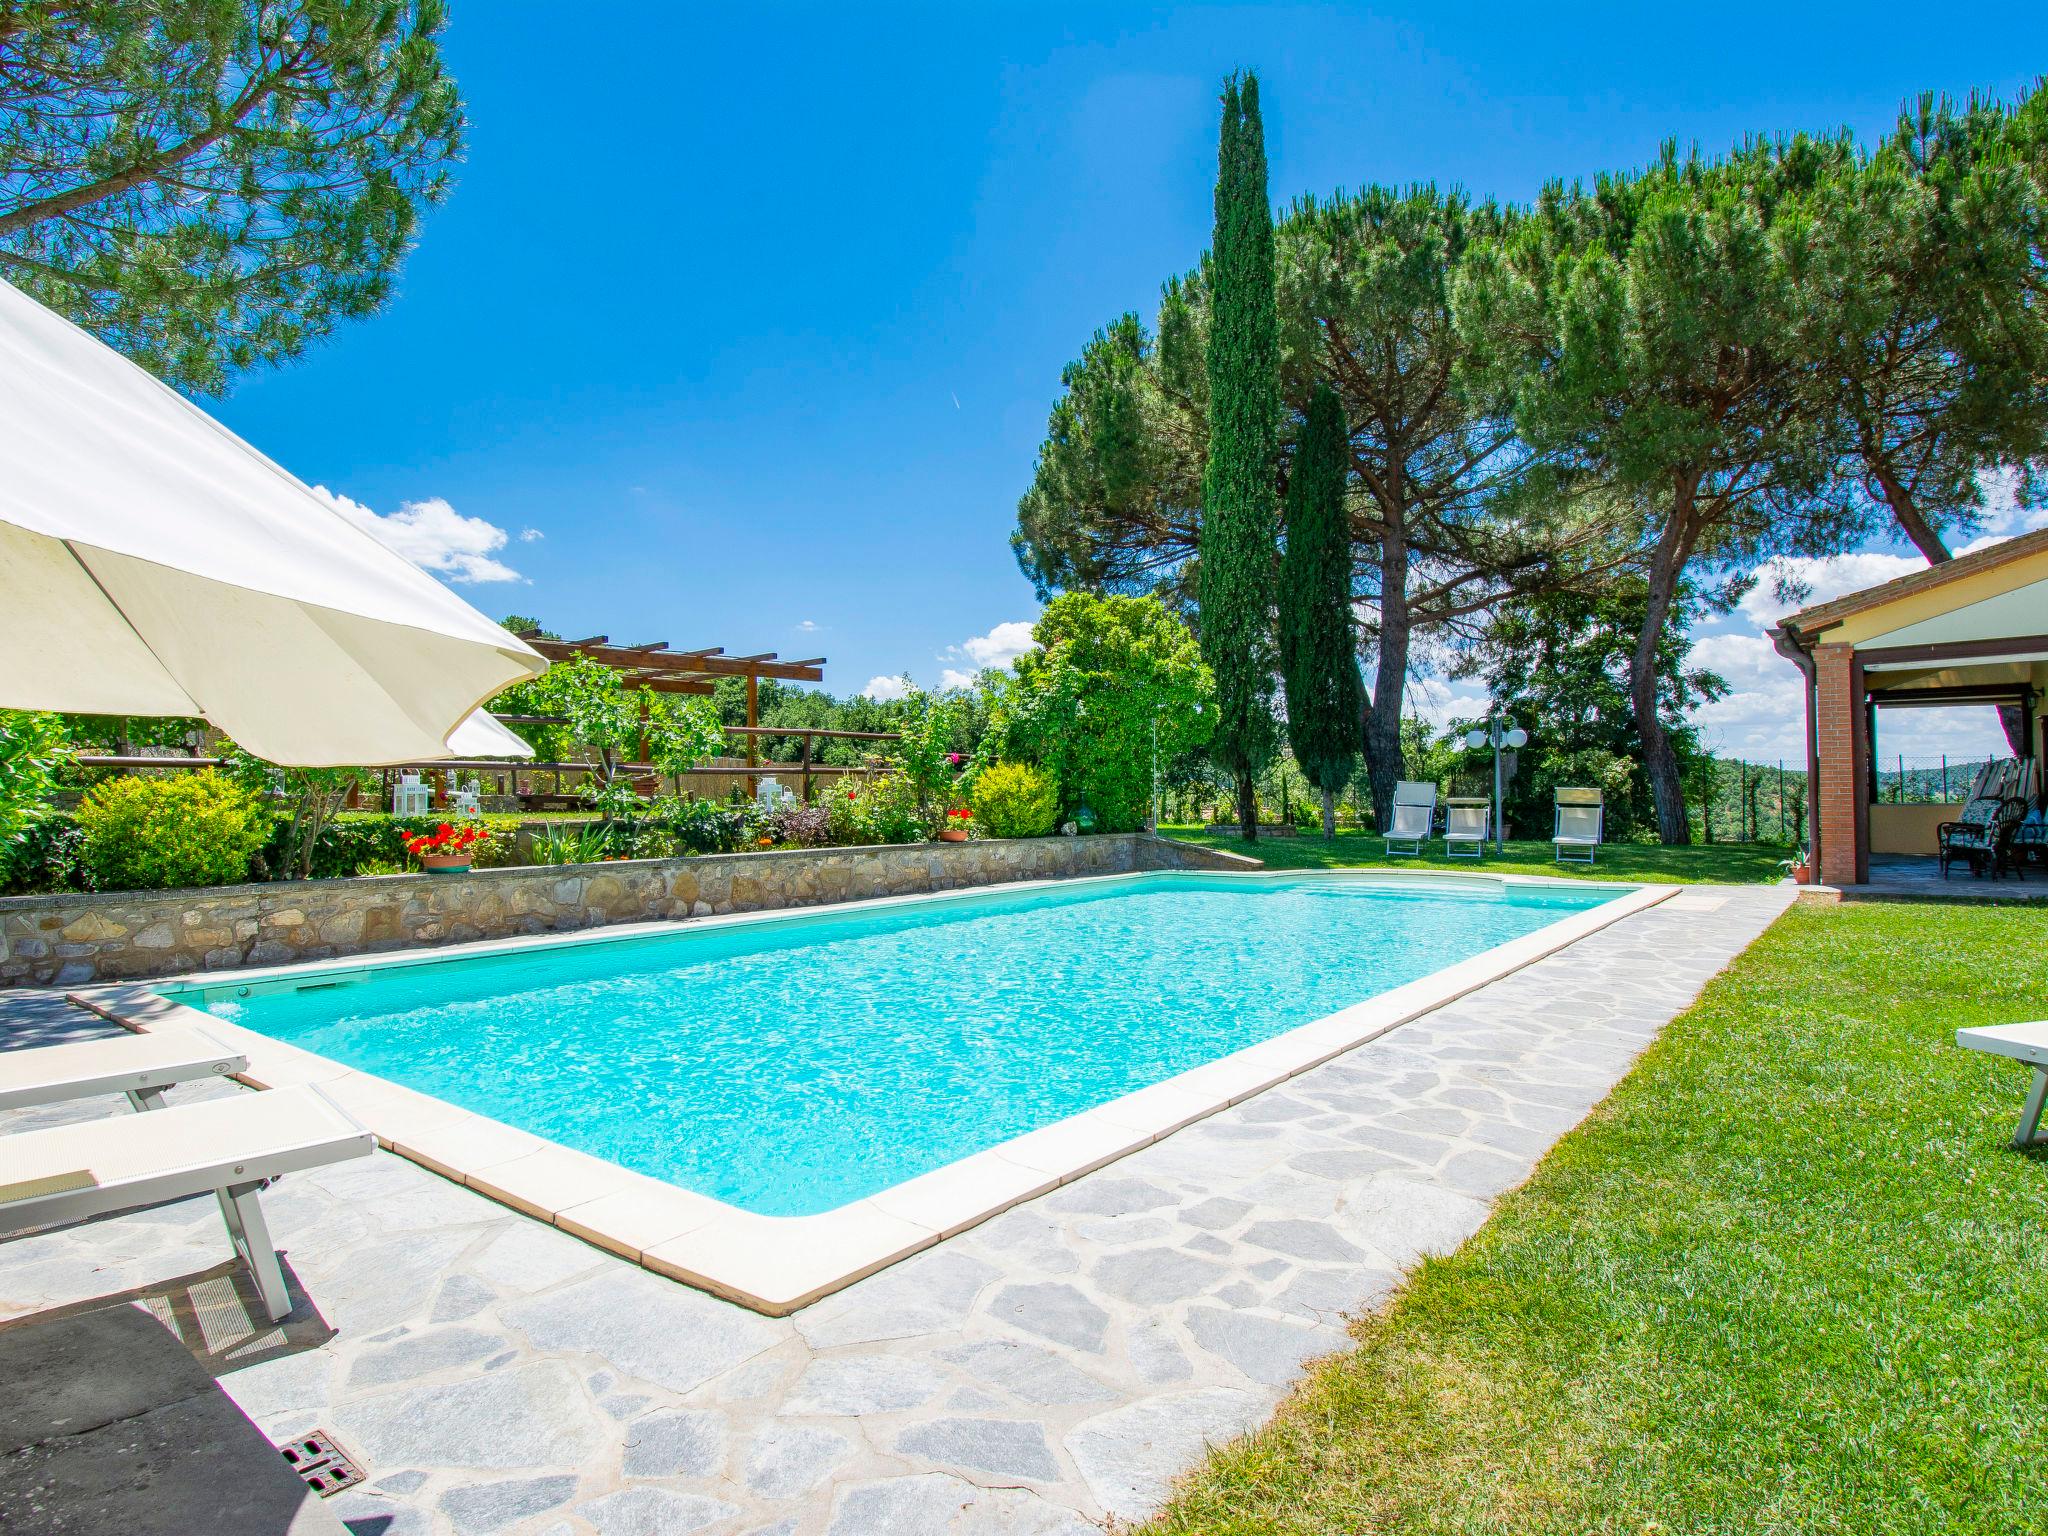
[402,822,490,874]
[938,806,973,843]
[1778,851,1813,885]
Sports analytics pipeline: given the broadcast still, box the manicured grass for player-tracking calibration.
[1144,901,2048,1535]
[1161,825,1790,884]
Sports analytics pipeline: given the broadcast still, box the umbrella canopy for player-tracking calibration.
[0,279,546,766]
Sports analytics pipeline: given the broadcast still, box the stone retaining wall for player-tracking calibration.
[0,834,1255,988]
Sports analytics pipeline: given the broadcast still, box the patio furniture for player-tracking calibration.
[1384,780,1437,856]
[1955,1020,2048,1149]
[0,1027,245,1114]
[1937,795,2026,879]
[2011,807,2047,877]
[1554,786,1605,864]
[0,1087,373,1322]
[1443,798,1490,859]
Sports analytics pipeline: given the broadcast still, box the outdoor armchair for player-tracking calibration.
[1443,799,1490,859]
[1938,795,2025,879]
[1384,781,1437,857]
[1554,787,1605,864]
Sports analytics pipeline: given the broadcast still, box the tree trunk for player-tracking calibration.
[1320,785,1336,842]
[1363,528,1411,831]
[1235,774,1260,840]
[1867,450,1952,564]
[1630,509,1693,846]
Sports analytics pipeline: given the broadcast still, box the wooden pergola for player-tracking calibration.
[515,633,826,785]
[503,633,897,803]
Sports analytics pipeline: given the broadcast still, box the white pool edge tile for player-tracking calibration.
[70,871,1674,1315]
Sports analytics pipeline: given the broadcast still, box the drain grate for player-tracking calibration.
[280,1429,365,1498]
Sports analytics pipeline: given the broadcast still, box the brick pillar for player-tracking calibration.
[1814,643,1867,886]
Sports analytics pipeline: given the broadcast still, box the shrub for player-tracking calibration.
[75,773,273,891]
[1,810,88,895]
[650,798,754,854]
[831,773,926,844]
[765,803,834,848]
[970,762,1059,839]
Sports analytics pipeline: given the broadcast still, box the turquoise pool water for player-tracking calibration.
[168,873,1618,1216]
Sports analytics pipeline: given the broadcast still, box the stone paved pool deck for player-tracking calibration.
[0,884,1794,1535]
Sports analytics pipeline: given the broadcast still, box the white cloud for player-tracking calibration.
[314,486,525,583]
[518,527,544,542]
[1736,551,1923,628]
[943,620,1037,673]
[1406,677,1491,731]
[937,668,978,692]
[862,675,910,702]
[795,619,822,634]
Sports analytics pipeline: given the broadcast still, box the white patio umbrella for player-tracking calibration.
[0,278,546,766]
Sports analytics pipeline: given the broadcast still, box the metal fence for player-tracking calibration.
[1874,756,1999,805]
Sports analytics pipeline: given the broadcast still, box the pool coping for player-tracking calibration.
[67,868,1674,1315]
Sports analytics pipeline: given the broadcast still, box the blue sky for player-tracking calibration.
[210,2,2044,761]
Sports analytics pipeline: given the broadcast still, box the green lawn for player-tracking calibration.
[1144,901,2048,1535]
[1161,825,1790,884]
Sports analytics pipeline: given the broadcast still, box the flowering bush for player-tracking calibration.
[828,773,925,845]
[401,822,492,862]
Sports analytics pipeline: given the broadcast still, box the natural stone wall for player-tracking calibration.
[0,834,1254,988]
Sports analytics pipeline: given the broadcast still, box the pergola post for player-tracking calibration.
[1814,642,1868,887]
[745,674,759,798]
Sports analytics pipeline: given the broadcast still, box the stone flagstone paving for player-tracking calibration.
[0,885,1794,1534]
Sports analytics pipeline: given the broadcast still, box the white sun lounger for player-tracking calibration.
[1385,780,1437,856]
[1443,799,1490,858]
[0,1087,373,1321]
[1956,1020,2048,1149]
[0,1027,247,1113]
[1554,786,1605,864]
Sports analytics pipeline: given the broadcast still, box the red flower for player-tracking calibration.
[947,807,972,820]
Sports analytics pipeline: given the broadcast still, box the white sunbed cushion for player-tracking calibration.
[0,1028,246,1111]
[0,1087,371,1221]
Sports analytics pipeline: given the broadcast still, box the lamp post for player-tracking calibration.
[1463,716,1528,855]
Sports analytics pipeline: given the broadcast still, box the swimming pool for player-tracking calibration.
[162,871,1624,1219]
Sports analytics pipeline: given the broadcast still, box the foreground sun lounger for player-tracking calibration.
[0,1087,373,1321]
[1956,1021,2048,1149]
[0,1027,247,1113]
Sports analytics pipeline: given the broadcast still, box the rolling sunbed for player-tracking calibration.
[0,1087,373,1321]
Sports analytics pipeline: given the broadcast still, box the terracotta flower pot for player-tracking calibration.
[418,852,473,874]
[938,828,969,843]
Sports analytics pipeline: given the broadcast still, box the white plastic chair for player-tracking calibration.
[1384,781,1437,856]
[1443,799,1490,859]
[1554,787,1604,864]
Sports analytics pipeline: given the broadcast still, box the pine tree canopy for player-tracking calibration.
[0,0,464,393]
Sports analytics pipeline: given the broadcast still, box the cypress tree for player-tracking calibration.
[1278,382,1363,841]
[1198,72,1280,838]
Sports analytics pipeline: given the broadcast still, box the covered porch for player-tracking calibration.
[1773,527,2048,890]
